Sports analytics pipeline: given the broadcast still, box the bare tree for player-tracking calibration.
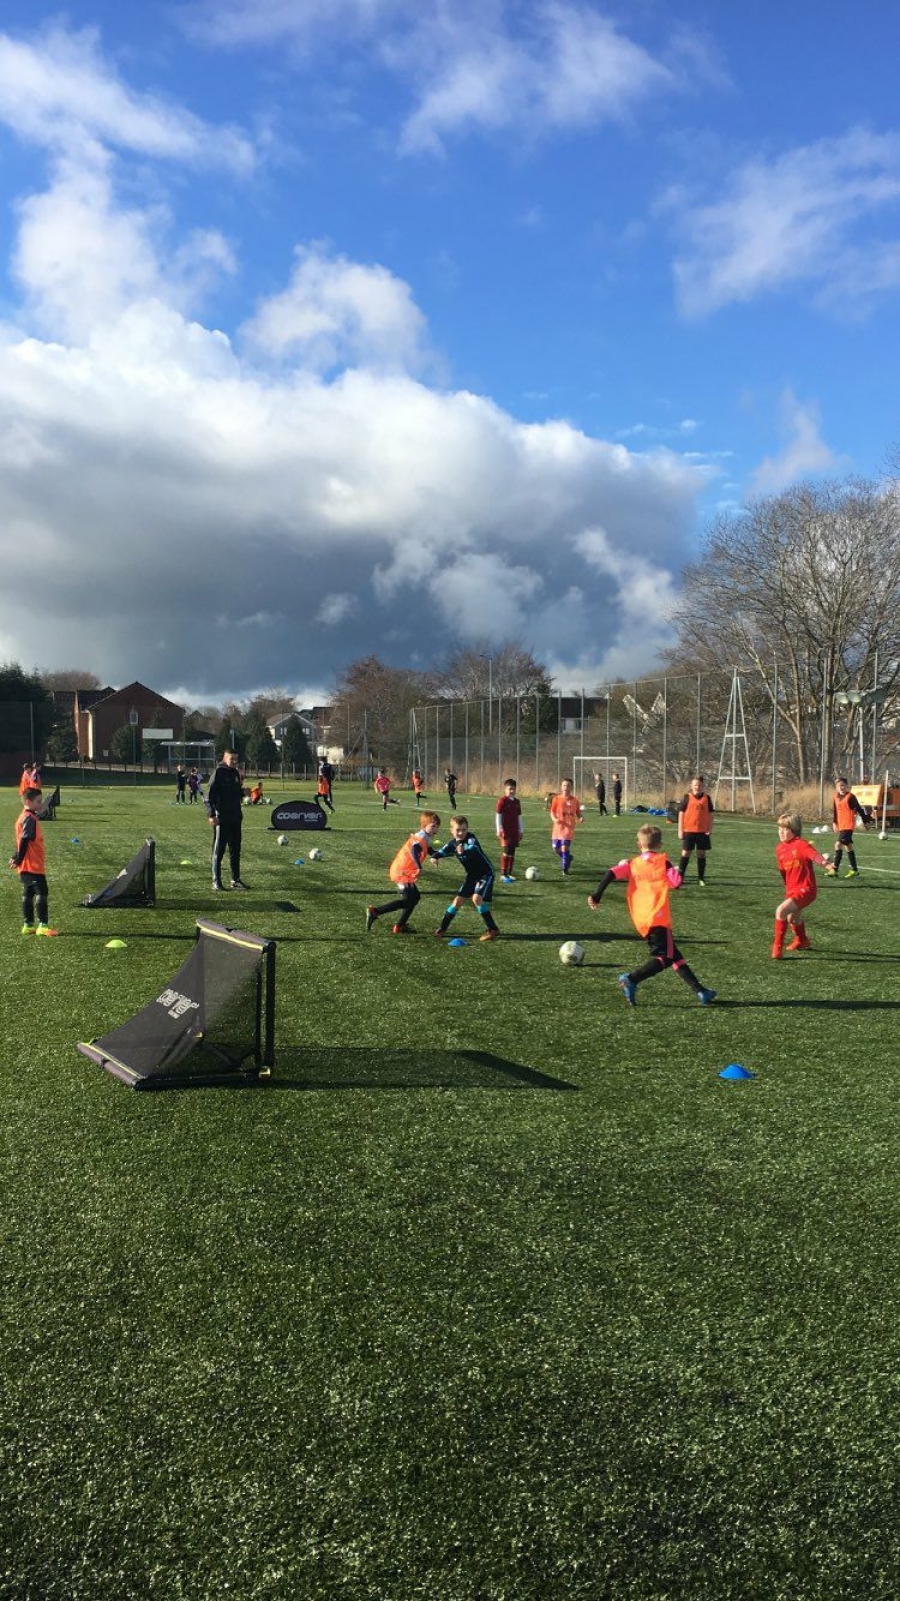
[331,657,432,771]
[440,641,552,701]
[668,479,900,782]
[40,668,102,691]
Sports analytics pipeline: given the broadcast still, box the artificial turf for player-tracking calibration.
[2,780,900,1598]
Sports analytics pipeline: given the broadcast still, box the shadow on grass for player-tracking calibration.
[271,1045,579,1091]
[715,998,900,1011]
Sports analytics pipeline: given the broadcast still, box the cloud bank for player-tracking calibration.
[0,18,708,704]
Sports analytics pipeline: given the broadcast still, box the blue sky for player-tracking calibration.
[0,0,898,705]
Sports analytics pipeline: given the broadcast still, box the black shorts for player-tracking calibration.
[836,830,854,848]
[681,832,711,852]
[459,872,494,903]
[646,925,678,962]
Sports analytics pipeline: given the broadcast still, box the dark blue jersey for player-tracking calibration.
[435,831,494,879]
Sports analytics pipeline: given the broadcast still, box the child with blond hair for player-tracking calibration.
[587,822,714,1007]
[773,813,830,958]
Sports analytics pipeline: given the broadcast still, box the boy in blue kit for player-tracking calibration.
[432,816,500,942]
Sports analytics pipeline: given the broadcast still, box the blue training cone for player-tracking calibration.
[719,1063,755,1081]
[448,937,467,947]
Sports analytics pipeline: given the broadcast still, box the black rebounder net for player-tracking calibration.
[77,919,276,1089]
[81,838,156,908]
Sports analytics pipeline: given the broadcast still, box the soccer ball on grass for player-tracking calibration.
[559,940,585,966]
[277,834,289,846]
[525,866,540,881]
[308,847,323,861]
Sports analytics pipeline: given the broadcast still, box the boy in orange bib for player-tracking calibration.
[9,787,58,936]
[587,822,715,1007]
[366,812,441,935]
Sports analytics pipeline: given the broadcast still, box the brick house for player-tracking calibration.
[75,682,185,759]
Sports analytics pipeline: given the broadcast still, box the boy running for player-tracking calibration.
[587,822,715,1007]
[411,769,425,804]
[374,769,392,810]
[366,812,441,936]
[495,777,523,883]
[677,774,714,885]
[550,778,583,875]
[773,813,830,958]
[432,816,500,942]
[9,787,58,936]
[827,777,868,878]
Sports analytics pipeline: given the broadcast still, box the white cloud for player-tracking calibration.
[670,127,900,317]
[184,0,404,51]
[0,24,254,172]
[398,5,677,155]
[12,154,237,343]
[242,243,430,373]
[317,593,358,625]
[186,0,695,153]
[0,292,705,697]
[749,390,840,495]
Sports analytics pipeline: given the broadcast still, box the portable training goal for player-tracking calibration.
[77,918,276,1089]
[81,838,156,908]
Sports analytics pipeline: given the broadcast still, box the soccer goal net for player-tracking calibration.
[77,918,275,1089]
[81,838,156,908]
[572,758,629,811]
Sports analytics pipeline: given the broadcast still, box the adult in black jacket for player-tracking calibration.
[207,749,249,890]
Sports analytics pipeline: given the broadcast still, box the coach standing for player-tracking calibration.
[207,748,249,891]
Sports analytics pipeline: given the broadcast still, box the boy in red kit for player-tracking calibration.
[550,778,583,875]
[773,813,830,958]
[587,822,715,1007]
[495,777,522,883]
[366,812,441,935]
[374,769,392,809]
[9,787,58,936]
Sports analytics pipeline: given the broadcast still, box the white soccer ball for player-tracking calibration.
[308,847,323,861]
[880,830,889,840]
[277,834,289,846]
[559,940,585,966]
[525,866,540,881]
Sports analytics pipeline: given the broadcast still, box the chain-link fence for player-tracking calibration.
[410,668,900,812]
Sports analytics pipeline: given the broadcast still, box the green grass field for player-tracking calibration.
[3,781,900,1599]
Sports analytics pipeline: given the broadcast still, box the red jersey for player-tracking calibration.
[495,793,522,844]
[776,836,825,901]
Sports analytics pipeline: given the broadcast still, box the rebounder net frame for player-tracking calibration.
[78,918,276,1089]
[81,838,156,908]
[38,785,60,821]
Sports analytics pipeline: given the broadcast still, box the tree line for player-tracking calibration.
[3,472,899,784]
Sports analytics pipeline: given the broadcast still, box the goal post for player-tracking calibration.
[572,757,629,811]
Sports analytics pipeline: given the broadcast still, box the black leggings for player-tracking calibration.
[20,872,48,926]
[374,883,420,927]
